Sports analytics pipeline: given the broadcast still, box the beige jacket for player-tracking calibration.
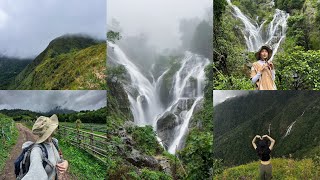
[251,61,276,90]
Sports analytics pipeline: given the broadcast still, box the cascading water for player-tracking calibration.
[284,110,305,138]
[226,0,289,61]
[108,42,163,126]
[108,42,210,154]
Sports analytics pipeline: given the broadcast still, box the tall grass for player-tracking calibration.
[0,114,19,172]
[215,158,320,179]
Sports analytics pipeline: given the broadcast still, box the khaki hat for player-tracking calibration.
[32,114,59,143]
[255,45,273,60]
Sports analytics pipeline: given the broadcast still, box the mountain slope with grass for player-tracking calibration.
[215,158,320,179]
[8,35,106,90]
[214,91,320,167]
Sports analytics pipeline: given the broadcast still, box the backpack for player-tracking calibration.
[14,140,59,180]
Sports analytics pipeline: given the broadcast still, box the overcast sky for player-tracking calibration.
[213,91,249,106]
[0,90,106,112]
[0,0,106,58]
[108,0,212,50]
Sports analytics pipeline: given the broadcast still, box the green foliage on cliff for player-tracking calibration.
[128,126,163,156]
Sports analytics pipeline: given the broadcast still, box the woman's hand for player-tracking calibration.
[56,160,69,174]
[256,135,262,139]
[262,135,267,138]
[268,62,274,70]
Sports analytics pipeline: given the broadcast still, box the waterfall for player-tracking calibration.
[108,42,163,126]
[284,110,305,138]
[226,0,289,61]
[108,42,210,153]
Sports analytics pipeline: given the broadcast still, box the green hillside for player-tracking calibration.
[0,57,32,89]
[215,158,320,179]
[8,35,106,90]
[214,91,320,166]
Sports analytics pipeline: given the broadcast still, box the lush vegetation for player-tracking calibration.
[58,107,107,124]
[0,114,19,172]
[214,91,320,178]
[56,138,108,180]
[5,35,106,90]
[0,57,32,89]
[215,158,320,179]
[214,0,320,90]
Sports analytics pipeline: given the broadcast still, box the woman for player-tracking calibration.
[252,134,275,180]
[251,45,277,90]
[22,114,69,180]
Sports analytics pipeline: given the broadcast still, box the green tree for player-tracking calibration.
[107,31,122,43]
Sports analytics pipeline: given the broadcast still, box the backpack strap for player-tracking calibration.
[36,144,55,169]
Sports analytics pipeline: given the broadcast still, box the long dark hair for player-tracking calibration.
[255,138,271,157]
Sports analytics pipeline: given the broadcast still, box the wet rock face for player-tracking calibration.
[156,98,196,149]
[156,112,178,149]
[126,149,160,169]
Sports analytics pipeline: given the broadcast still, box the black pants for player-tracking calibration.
[259,164,272,180]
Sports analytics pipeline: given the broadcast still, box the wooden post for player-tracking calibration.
[77,129,80,148]
[90,128,94,154]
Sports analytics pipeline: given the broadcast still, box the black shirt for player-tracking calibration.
[257,147,271,161]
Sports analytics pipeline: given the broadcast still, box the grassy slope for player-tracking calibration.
[215,158,320,179]
[0,114,19,172]
[10,43,106,90]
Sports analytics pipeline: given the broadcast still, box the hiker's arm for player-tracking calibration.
[251,65,263,84]
[252,135,260,149]
[263,135,275,150]
[251,72,261,84]
[21,148,48,180]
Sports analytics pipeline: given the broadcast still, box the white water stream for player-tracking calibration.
[226,0,289,61]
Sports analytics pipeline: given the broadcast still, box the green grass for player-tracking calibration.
[0,114,19,172]
[57,138,108,180]
[60,122,107,135]
[215,158,320,179]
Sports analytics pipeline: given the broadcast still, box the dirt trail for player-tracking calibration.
[0,123,74,180]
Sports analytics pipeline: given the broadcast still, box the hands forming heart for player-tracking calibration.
[256,135,269,139]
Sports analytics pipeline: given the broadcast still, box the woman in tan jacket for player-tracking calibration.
[251,45,276,90]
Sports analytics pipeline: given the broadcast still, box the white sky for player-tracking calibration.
[108,0,212,50]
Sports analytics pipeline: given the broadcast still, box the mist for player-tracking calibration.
[107,0,212,51]
[213,90,250,106]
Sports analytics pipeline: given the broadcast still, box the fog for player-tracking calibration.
[107,0,212,51]
[213,90,250,106]
[0,90,106,112]
[0,0,106,58]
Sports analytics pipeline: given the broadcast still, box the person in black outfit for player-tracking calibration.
[252,135,275,180]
